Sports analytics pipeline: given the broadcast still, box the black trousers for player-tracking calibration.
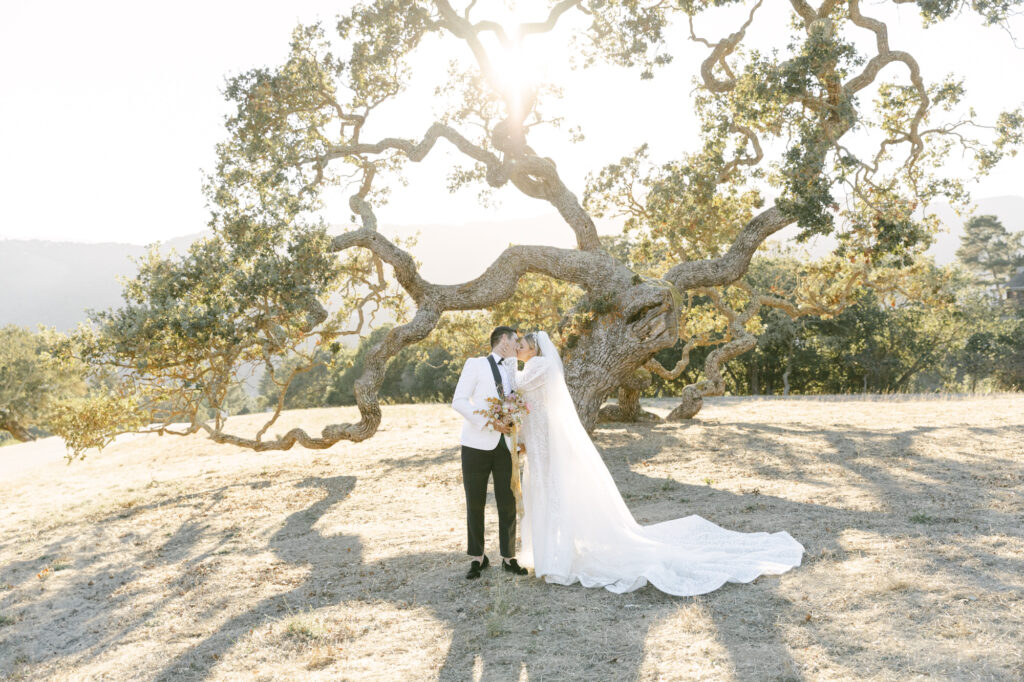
[461,437,516,558]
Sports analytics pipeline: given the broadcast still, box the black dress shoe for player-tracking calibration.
[501,558,528,575]
[466,555,489,579]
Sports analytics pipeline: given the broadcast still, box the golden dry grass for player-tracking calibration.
[1,395,1022,681]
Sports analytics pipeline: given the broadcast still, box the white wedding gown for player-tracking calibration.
[514,332,804,596]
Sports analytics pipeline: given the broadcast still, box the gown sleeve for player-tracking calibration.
[515,357,551,392]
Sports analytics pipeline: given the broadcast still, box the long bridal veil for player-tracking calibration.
[525,331,804,595]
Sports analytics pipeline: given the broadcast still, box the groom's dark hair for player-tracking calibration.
[490,325,518,349]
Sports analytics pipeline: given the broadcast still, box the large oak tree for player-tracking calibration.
[61,0,1022,455]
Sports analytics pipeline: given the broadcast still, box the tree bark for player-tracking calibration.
[596,370,661,424]
[666,385,703,420]
[563,286,679,431]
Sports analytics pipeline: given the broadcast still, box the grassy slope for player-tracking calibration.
[1,395,1022,681]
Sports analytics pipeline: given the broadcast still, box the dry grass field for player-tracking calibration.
[1,395,1022,681]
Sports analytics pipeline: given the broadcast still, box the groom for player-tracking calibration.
[451,325,529,579]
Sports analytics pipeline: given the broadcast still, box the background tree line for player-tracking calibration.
[2,212,1022,448]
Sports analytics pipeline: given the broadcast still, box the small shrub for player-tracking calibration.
[284,615,327,642]
[485,579,517,637]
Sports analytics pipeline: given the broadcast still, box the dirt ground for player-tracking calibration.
[1,395,1022,681]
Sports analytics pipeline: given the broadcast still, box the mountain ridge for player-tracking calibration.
[3,198,1021,331]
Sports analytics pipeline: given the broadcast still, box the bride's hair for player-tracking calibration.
[522,332,542,355]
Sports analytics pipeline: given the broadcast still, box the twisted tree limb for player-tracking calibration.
[664,206,795,289]
[0,414,34,442]
[666,288,761,421]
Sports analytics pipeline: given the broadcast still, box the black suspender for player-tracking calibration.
[486,355,505,399]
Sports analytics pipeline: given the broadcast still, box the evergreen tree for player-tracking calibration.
[956,215,1024,292]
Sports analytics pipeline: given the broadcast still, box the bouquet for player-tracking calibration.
[475,391,530,518]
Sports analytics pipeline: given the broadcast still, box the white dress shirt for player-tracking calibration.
[489,352,513,395]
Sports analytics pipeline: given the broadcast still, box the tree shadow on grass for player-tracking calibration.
[147,474,673,681]
[4,410,1021,680]
[594,416,1024,679]
[0,477,309,677]
[151,475,362,680]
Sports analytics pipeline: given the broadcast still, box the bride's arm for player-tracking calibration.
[514,357,551,392]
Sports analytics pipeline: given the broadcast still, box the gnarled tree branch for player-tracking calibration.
[664,206,794,289]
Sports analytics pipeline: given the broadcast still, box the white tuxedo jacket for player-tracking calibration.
[452,355,515,450]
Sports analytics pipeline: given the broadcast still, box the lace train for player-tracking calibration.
[515,339,803,596]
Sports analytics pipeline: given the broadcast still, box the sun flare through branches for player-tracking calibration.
[476,1,562,125]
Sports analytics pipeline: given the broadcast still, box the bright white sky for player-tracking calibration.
[1,1,1022,245]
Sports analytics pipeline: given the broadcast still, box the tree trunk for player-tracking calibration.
[596,371,662,424]
[666,385,703,420]
[782,349,792,396]
[564,286,680,432]
[0,415,35,442]
[751,367,759,395]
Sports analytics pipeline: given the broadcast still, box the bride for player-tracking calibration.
[513,331,804,596]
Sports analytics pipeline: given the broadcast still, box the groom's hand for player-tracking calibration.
[517,443,526,455]
[488,419,512,434]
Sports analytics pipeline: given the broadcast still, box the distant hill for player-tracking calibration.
[1,240,139,331]
[2,198,1021,331]
[0,232,203,331]
[0,214,595,331]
